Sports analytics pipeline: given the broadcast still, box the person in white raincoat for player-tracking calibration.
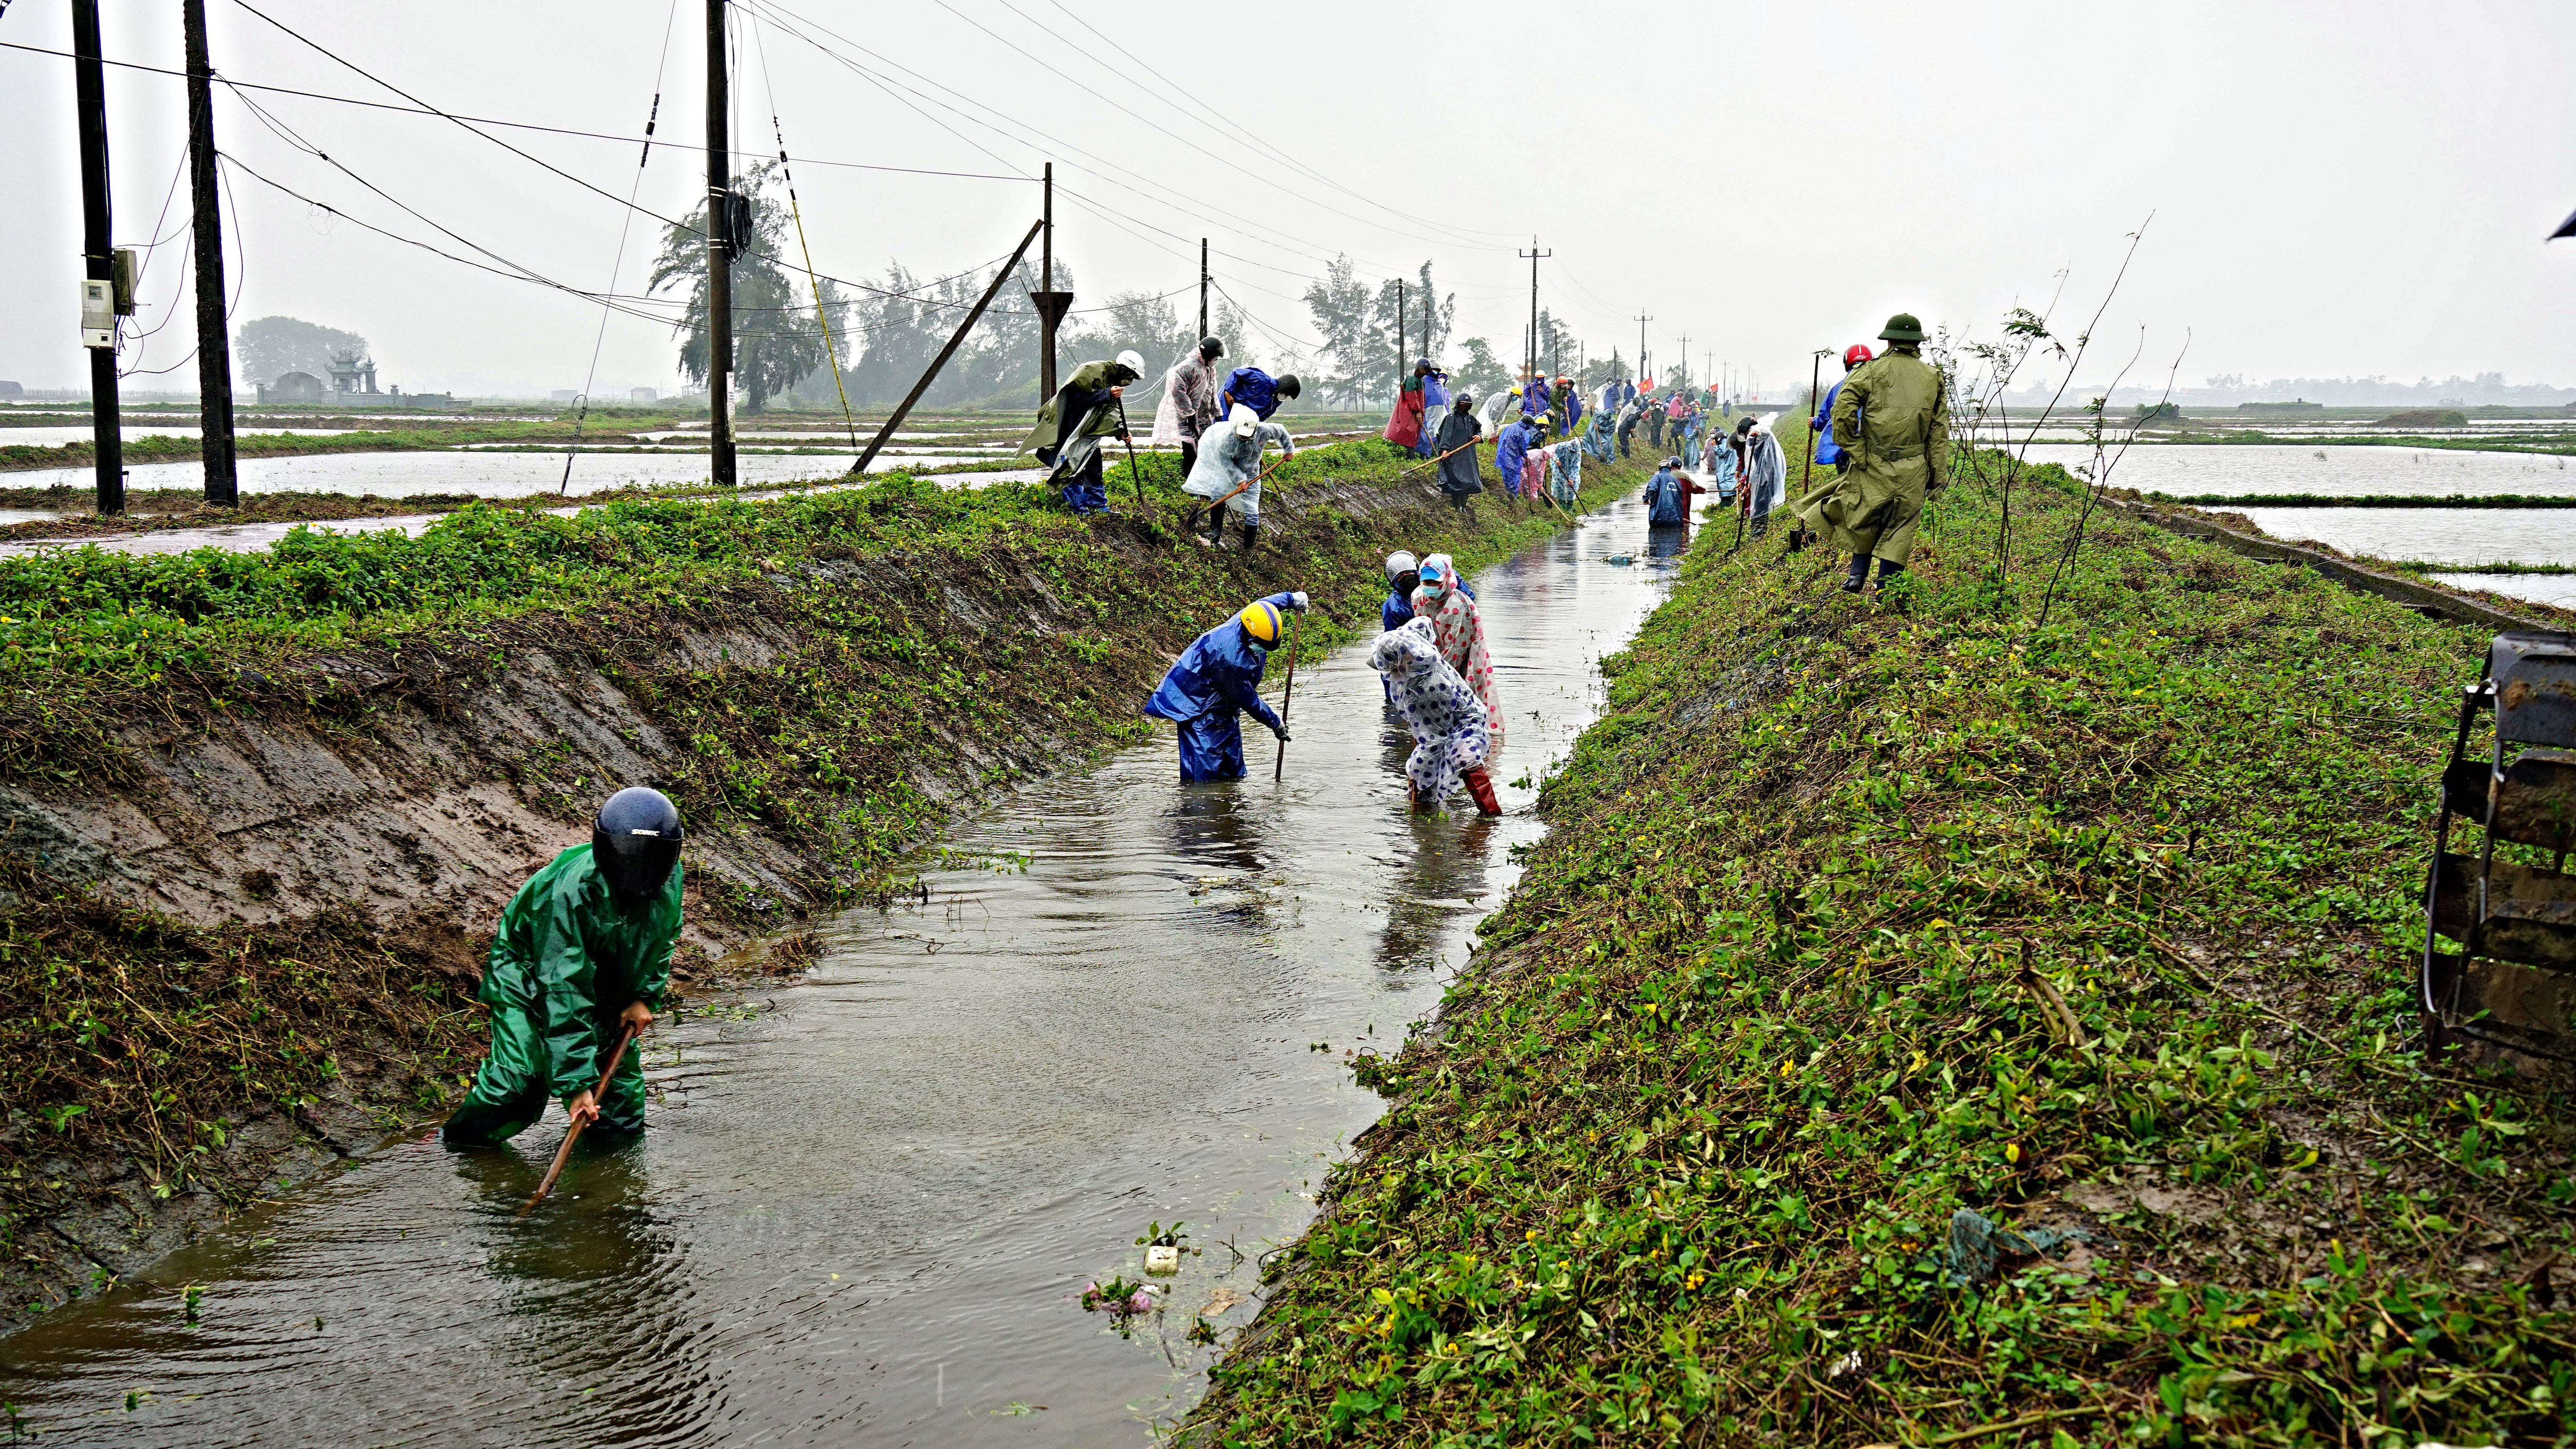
[1408,554,1503,754]
[1150,337,1225,477]
[1369,620,1501,815]
[1182,403,1294,550]
[1740,413,1787,537]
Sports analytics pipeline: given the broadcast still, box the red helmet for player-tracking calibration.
[1843,345,1875,368]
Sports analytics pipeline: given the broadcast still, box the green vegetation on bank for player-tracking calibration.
[1187,453,2574,1445]
[0,440,1648,1287]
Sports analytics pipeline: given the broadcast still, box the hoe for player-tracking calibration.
[2422,630,2576,1060]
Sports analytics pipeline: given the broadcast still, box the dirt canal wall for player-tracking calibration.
[1180,451,2574,1447]
[0,442,1650,1331]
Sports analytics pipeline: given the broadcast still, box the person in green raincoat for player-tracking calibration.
[1797,313,1949,593]
[442,787,684,1147]
[1020,351,1145,515]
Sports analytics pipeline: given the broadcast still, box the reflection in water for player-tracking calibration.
[1646,520,1693,563]
[1376,813,1497,973]
[0,490,1677,1446]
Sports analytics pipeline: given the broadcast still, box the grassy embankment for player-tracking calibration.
[1184,450,2575,1445]
[0,436,1647,1315]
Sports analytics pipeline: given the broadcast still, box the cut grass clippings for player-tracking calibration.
[1182,449,2575,1446]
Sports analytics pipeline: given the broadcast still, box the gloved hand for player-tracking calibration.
[1271,724,1291,742]
[1288,591,1311,611]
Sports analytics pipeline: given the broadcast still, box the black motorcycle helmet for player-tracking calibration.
[1275,373,1302,400]
[592,787,684,910]
[1198,335,1225,362]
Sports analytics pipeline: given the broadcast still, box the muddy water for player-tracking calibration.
[0,492,1683,1445]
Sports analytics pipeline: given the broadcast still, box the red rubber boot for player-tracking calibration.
[1462,766,1503,816]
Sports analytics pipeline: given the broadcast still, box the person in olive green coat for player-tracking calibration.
[1020,350,1145,515]
[1798,313,1950,592]
[442,788,684,1147]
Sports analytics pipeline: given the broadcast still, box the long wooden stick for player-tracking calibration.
[518,1020,640,1216]
[1272,609,1300,783]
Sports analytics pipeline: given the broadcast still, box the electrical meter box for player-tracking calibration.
[80,279,114,349]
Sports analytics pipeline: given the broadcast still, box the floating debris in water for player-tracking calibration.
[1604,554,1634,566]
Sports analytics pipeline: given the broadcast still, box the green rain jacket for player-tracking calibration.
[1018,358,1142,457]
[1802,349,1950,565]
[478,843,682,1101]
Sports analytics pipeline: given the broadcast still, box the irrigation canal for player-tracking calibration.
[0,489,1684,1445]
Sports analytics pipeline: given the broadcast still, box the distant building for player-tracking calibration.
[328,350,380,396]
[0,381,22,400]
[258,371,328,403]
[630,386,658,403]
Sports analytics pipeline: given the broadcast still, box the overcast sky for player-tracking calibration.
[4,0,2571,398]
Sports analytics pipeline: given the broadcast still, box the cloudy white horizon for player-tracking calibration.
[3,0,2570,401]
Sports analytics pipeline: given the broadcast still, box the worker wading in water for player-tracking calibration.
[1795,313,1948,593]
[443,788,683,1147]
[1144,592,1312,782]
[1370,619,1503,816]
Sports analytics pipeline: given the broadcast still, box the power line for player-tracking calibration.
[205,9,1016,315]
[0,37,1030,183]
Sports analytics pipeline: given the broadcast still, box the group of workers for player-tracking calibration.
[1628,312,1950,592]
[440,317,1948,1164]
[1141,545,1504,815]
[1026,334,1307,532]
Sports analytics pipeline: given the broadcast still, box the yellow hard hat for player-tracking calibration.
[1236,600,1283,646]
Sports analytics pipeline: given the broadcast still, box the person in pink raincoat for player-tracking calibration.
[1408,553,1503,753]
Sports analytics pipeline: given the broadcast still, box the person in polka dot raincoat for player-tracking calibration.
[1408,554,1503,755]
[1368,619,1502,815]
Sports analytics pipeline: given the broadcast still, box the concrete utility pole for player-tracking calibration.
[1677,333,1689,387]
[182,0,236,506]
[1632,313,1651,385]
[705,0,735,487]
[72,0,123,515]
[1518,238,1549,384]
[1198,236,1208,343]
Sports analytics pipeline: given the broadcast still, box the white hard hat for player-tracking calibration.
[1116,349,1145,374]
[1230,402,1258,438]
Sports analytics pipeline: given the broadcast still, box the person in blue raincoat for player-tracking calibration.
[1522,372,1552,419]
[1144,591,1312,782]
[1811,345,1871,474]
[1220,367,1302,421]
[1493,413,1539,502]
[1643,455,1705,526]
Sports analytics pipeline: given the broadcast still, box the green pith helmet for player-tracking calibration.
[1878,312,1926,343]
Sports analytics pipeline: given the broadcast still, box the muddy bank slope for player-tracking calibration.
[1183,455,2574,1446]
[0,440,1648,1330]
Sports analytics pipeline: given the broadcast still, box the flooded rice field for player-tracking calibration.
[0,492,1684,1445]
[2018,444,2576,497]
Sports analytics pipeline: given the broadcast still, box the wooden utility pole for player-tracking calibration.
[1518,238,1548,387]
[1395,279,1405,403]
[705,0,735,487]
[1197,237,1208,343]
[1031,163,1072,402]
[71,0,123,515]
[182,0,236,506]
